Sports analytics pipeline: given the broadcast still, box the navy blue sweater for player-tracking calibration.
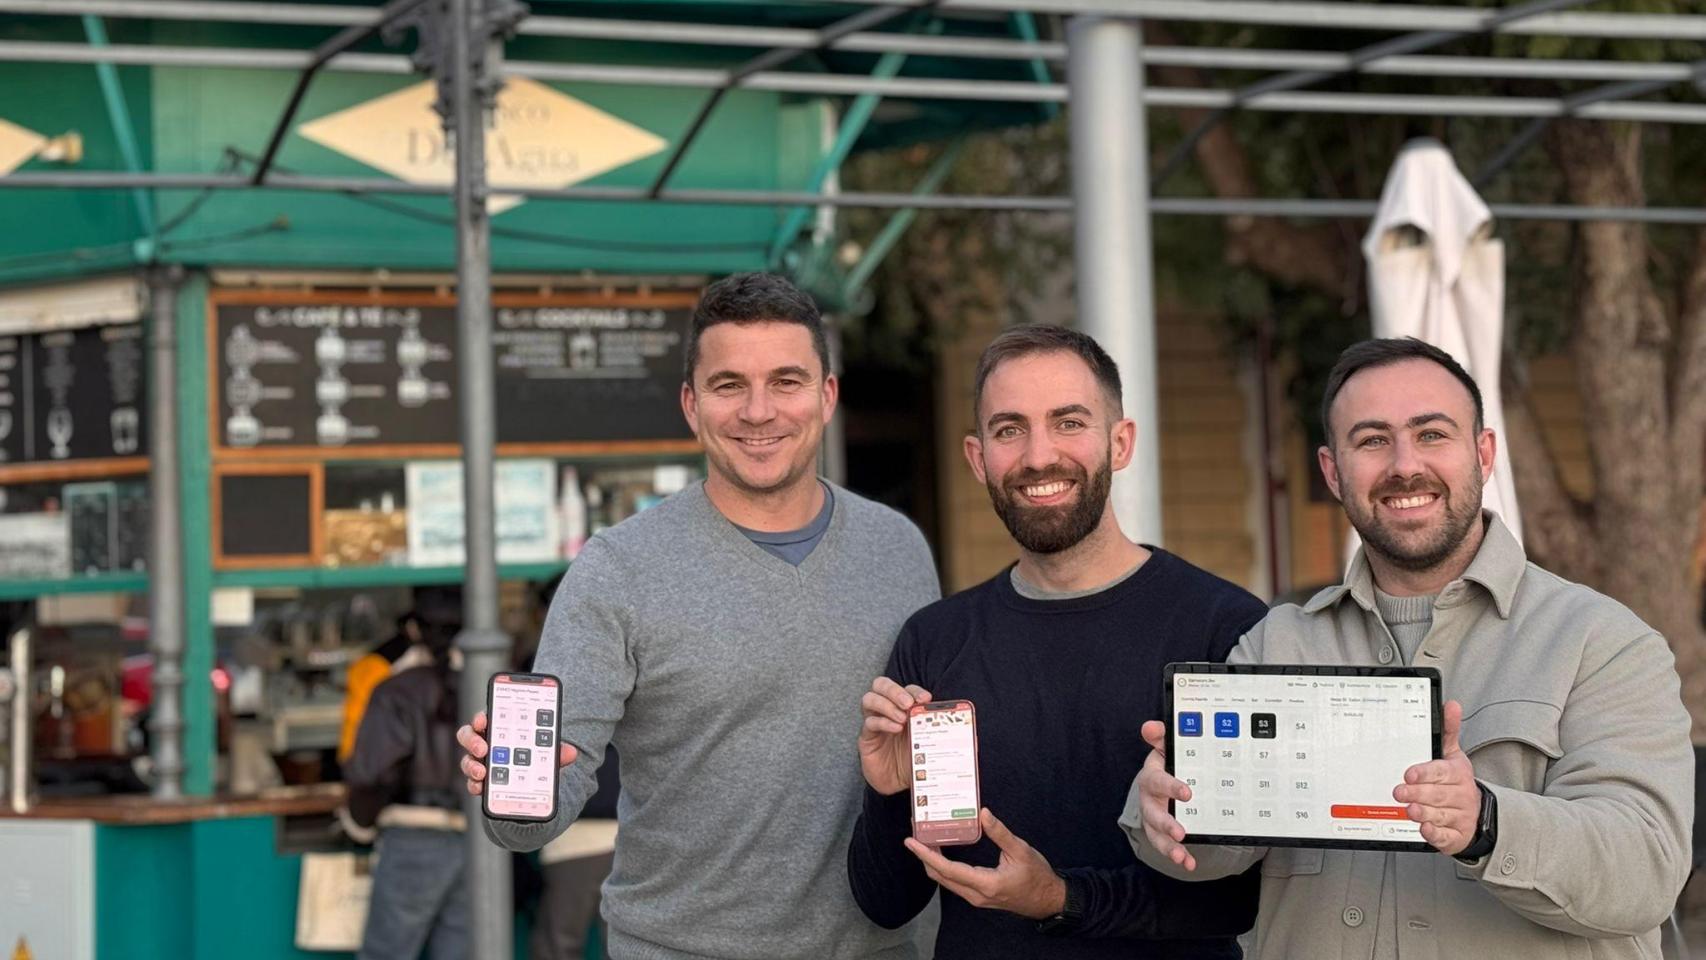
[847,549,1266,959]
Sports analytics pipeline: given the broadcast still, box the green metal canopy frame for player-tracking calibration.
[3,6,1706,958]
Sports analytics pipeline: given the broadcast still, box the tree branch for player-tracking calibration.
[1143,24,1353,298]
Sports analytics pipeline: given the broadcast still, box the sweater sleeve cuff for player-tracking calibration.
[864,784,916,839]
[482,813,560,852]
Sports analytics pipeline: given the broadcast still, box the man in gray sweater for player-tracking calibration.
[457,273,940,959]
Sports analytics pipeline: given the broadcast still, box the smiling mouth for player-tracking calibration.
[1382,493,1439,511]
[734,436,786,449]
[1016,479,1076,503]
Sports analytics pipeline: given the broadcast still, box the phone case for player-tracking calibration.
[481,671,564,823]
[908,699,982,847]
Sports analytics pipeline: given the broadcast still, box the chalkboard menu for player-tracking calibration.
[65,480,149,574]
[215,303,458,449]
[218,472,315,563]
[494,305,692,443]
[212,299,693,451]
[0,322,147,465]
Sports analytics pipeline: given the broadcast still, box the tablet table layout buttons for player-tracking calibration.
[1214,712,1240,737]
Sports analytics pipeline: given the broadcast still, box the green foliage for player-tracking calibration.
[839,119,1072,371]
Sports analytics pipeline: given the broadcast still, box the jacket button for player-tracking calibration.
[1377,646,1395,664]
[1501,854,1517,875]
[1343,906,1364,927]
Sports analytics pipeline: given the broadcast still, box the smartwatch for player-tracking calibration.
[1453,781,1499,863]
[1036,872,1084,935]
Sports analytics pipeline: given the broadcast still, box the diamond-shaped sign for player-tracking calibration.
[0,117,45,177]
[299,77,666,214]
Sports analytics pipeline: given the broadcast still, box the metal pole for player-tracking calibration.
[10,0,1706,42]
[443,0,510,956]
[4,37,1702,85]
[147,267,186,800]
[1150,0,1597,189]
[1068,16,1162,547]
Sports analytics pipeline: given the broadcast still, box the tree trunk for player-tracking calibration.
[1549,119,1706,740]
[1500,358,1598,586]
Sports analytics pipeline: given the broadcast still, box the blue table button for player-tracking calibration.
[1178,712,1204,737]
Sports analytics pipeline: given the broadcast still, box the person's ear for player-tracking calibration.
[1318,444,1343,503]
[680,381,700,437]
[964,431,988,485]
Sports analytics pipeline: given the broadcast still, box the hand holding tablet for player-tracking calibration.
[1161,664,1443,852]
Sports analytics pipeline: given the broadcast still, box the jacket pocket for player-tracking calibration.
[1459,699,1562,759]
[1261,847,1325,878]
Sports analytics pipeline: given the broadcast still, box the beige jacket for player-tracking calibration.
[1123,515,1694,959]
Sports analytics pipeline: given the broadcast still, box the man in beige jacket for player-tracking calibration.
[1123,337,1693,959]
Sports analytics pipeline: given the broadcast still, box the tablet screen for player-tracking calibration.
[1167,666,1439,849]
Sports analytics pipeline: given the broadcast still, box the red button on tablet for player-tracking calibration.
[1330,804,1409,821]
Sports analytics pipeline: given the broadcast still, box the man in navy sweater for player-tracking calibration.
[848,326,1264,959]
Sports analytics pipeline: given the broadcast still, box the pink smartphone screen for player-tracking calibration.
[909,703,978,826]
[486,676,560,819]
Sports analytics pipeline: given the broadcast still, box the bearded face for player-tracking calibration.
[986,446,1113,555]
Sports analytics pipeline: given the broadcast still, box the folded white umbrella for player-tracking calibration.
[1353,138,1522,558]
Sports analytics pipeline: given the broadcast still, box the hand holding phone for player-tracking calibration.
[479,672,565,822]
[859,677,935,796]
[909,700,981,847]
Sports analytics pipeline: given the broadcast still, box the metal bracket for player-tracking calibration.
[250,0,432,186]
[391,0,528,134]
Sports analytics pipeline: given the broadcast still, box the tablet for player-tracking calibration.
[1163,663,1442,852]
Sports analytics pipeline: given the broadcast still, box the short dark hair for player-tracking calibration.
[971,325,1124,430]
[683,273,831,383]
[1320,337,1484,445]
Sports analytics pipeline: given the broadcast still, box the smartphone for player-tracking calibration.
[908,699,981,846]
[482,672,563,823]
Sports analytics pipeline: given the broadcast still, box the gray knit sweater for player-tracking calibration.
[485,480,941,960]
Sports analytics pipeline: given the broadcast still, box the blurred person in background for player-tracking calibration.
[345,587,469,960]
[339,611,432,766]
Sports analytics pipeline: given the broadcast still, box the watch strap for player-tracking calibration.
[1036,872,1085,935]
[1453,780,1498,863]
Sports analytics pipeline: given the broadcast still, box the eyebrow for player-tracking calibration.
[984,403,1097,431]
[1345,412,1461,438]
[704,365,817,385]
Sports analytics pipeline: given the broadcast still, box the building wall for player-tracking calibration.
[933,310,1258,595]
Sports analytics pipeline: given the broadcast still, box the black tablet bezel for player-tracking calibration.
[1162,662,1443,853]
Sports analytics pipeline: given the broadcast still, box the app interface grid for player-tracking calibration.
[487,678,559,818]
[1172,673,1431,843]
[910,706,977,825]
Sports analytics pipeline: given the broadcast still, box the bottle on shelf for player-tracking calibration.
[560,466,588,560]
